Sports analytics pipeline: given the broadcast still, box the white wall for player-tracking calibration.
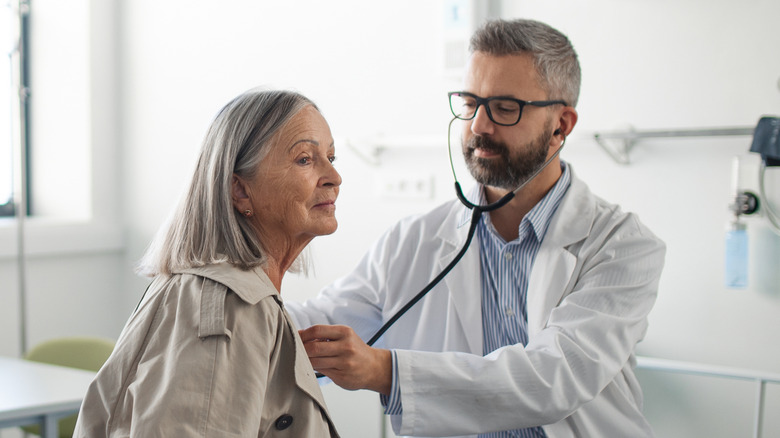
[1,1,779,437]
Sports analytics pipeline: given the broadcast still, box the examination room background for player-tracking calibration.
[1,1,779,437]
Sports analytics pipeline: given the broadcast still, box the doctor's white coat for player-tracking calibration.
[288,169,666,438]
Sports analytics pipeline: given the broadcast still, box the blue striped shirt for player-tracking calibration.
[383,163,571,438]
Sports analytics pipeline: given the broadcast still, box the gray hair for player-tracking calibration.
[137,88,317,277]
[469,19,581,108]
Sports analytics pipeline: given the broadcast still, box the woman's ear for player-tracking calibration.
[231,174,252,212]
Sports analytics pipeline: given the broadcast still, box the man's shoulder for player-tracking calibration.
[560,174,663,249]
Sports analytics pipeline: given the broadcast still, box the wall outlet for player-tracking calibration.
[374,172,434,200]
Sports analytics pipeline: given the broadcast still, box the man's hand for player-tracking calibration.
[298,324,392,396]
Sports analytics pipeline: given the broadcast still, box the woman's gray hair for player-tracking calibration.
[470,19,581,108]
[137,88,317,277]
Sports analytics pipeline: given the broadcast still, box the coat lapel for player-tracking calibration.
[527,173,593,337]
[287,306,331,407]
[439,203,484,354]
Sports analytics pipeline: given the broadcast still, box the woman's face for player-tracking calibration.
[237,105,341,253]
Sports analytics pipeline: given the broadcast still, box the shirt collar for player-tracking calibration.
[458,161,572,242]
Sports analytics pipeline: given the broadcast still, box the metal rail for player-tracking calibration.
[593,126,755,164]
[636,356,780,438]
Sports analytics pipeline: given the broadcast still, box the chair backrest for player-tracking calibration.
[21,337,115,438]
[24,336,115,372]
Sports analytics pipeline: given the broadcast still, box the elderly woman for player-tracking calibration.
[74,89,341,437]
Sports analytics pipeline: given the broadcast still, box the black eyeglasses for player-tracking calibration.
[448,91,567,126]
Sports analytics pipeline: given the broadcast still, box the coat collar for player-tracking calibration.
[176,262,275,305]
[177,263,336,430]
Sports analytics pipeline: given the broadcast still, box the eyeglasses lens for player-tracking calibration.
[449,94,522,125]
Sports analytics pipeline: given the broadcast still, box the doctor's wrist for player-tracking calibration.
[368,348,393,396]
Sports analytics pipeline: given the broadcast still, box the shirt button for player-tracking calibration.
[275,414,294,430]
[504,252,513,260]
[504,307,514,317]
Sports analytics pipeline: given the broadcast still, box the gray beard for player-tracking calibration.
[463,125,553,190]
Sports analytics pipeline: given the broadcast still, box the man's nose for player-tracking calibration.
[470,105,495,136]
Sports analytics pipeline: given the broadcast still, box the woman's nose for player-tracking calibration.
[321,161,342,187]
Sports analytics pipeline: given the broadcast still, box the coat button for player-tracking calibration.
[275,414,294,430]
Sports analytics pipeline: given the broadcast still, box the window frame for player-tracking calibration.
[0,0,123,259]
[1,1,31,218]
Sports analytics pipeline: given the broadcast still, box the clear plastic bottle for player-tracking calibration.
[724,220,748,289]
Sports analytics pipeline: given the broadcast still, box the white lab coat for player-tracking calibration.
[288,169,665,438]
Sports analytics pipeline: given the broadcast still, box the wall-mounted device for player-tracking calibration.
[725,116,780,289]
[749,116,780,233]
[750,116,780,166]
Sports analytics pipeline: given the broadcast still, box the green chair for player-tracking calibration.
[22,336,115,438]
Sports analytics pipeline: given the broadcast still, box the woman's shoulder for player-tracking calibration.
[176,263,277,305]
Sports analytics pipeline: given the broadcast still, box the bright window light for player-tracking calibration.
[1,4,13,209]
[29,0,90,219]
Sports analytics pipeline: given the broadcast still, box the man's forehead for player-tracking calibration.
[464,52,544,98]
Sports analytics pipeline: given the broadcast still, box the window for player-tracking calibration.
[1,3,18,217]
[1,1,93,221]
[0,0,122,257]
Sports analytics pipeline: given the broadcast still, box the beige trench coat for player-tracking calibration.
[74,263,339,437]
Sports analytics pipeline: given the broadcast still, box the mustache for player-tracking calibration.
[466,136,508,157]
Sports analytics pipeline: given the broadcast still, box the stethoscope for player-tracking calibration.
[343,118,565,351]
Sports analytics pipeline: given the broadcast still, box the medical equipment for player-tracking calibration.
[724,116,780,289]
[725,156,757,289]
[750,117,780,233]
[724,218,749,288]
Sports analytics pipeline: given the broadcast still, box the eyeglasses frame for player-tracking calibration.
[448,91,568,126]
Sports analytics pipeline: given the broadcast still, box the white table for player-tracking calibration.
[0,356,96,438]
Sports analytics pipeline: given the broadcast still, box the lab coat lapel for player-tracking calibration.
[439,203,483,354]
[527,174,592,337]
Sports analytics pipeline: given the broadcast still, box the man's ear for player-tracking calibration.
[231,174,252,212]
[556,106,578,138]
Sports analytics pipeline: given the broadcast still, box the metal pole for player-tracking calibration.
[10,0,31,356]
[753,380,765,438]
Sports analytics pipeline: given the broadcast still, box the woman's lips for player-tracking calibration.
[313,200,336,210]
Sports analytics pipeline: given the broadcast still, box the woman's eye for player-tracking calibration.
[328,155,337,164]
[297,157,312,165]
